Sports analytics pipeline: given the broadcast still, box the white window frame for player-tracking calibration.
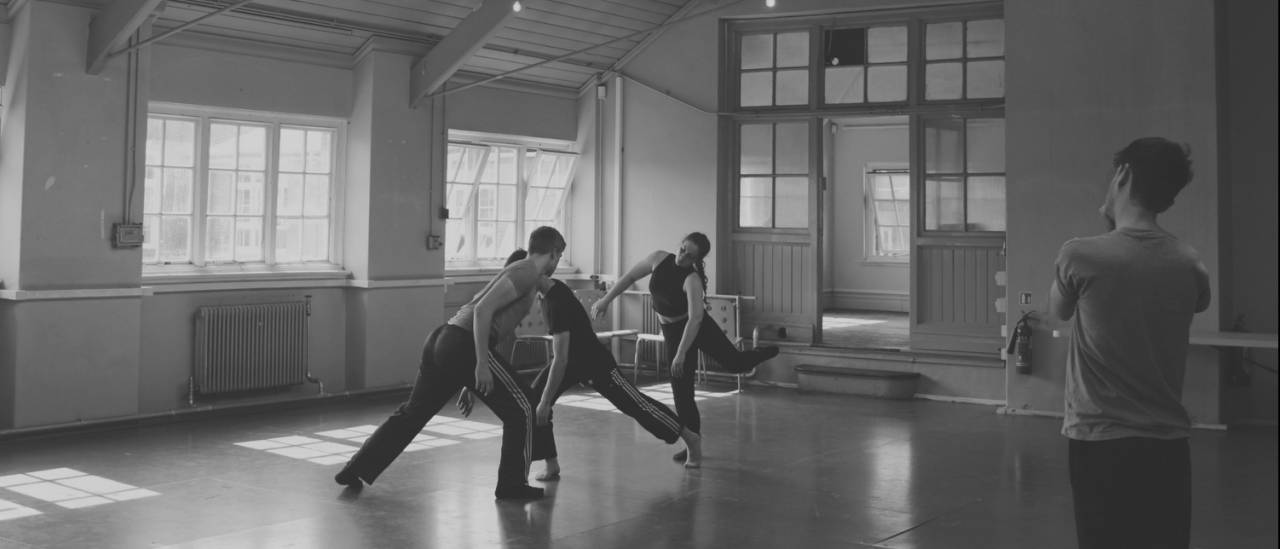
[143,102,347,279]
[863,163,910,263]
[445,130,578,273]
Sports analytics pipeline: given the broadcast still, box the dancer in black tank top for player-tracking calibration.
[592,232,779,467]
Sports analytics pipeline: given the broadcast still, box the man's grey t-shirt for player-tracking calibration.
[448,259,540,349]
[1056,227,1210,441]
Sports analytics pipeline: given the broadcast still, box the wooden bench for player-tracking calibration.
[795,364,921,400]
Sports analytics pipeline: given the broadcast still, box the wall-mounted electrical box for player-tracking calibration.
[112,223,144,248]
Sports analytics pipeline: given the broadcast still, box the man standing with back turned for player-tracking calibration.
[1049,137,1211,549]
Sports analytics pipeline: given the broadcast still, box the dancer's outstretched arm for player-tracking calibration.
[592,250,668,319]
[536,333,571,426]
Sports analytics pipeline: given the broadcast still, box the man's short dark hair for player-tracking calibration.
[527,226,566,255]
[1113,137,1193,213]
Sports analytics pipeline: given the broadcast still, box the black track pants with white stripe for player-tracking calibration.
[339,324,538,491]
[530,354,682,461]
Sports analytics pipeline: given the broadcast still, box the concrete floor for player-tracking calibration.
[0,382,1274,548]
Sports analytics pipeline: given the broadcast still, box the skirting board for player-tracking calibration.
[915,394,1006,406]
[996,406,1227,431]
[825,289,909,312]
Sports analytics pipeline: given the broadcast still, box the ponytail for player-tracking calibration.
[505,248,528,266]
[693,258,709,307]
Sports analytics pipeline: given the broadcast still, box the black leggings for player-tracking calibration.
[339,325,539,492]
[659,316,770,434]
[530,353,683,461]
[1069,437,1191,549]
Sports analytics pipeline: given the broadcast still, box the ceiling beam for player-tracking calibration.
[87,0,166,74]
[411,0,517,107]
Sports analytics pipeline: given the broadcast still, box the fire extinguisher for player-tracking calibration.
[1008,311,1034,374]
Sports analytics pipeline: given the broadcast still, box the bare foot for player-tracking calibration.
[681,430,702,469]
[535,458,561,481]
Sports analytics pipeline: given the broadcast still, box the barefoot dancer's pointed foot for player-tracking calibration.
[672,449,687,462]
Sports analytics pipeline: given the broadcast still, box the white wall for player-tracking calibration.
[445,84,578,142]
[826,123,910,312]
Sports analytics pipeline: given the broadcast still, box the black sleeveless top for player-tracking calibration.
[649,253,696,317]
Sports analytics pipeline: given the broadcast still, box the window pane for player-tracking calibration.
[236,172,264,215]
[276,173,303,216]
[209,124,237,170]
[497,148,518,184]
[775,177,808,228]
[926,22,963,60]
[146,118,164,165]
[966,19,1004,58]
[238,126,266,171]
[144,167,160,215]
[494,222,516,257]
[925,62,963,100]
[306,130,332,173]
[741,34,773,70]
[549,156,575,188]
[162,168,192,214]
[739,177,773,227]
[740,124,772,174]
[874,201,898,224]
[478,150,500,183]
[206,216,234,262]
[530,154,556,186]
[891,175,910,199]
[477,185,496,219]
[925,176,964,231]
[966,60,1005,98]
[159,216,190,262]
[477,221,496,258]
[302,219,329,261]
[446,183,472,214]
[966,176,1006,231]
[867,64,906,102]
[775,122,808,174]
[456,146,485,182]
[275,218,301,264]
[538,189,563,219]
[740,72,772,107]
[776,32,809,67]
[304,175,330,217]
[925,118,965,173]
[164,120,195,168]
[446,145,465,181]
[871,178,895,200]
[142,214,158,263]
[497,185,516,220]
[891,227,909,253]
[966,118,1005,173]
[279,129,305,172]
[775,69,809,105]
[446,218,467,259]
[824,66,865,104]
[867,26,907,63]
[525,187,546,218]
[823,28,866,66]
[234,217,263,261]
[208,170,236,215]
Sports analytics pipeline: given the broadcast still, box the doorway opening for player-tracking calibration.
[820,115,910,350]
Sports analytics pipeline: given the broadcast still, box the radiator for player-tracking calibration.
[193,302,308,396]
[638,293,665,365]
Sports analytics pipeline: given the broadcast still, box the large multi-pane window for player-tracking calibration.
[738,122,809,229]
[865,169,910,258]
[823,26,908,104]
[923,117,1006,232]
[739,31,811,108]
[445,138,577,266]
[924,19,1005,100]
[143,108,341,267]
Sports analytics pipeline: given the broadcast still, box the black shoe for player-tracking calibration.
[334,470,363,488]
[672,449,688,462]
[495,484,545,500]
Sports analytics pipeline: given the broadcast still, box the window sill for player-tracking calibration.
[143,265,352,293]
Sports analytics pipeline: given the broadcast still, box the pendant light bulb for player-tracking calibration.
[513,1,523,12]
[765,0,776,7]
